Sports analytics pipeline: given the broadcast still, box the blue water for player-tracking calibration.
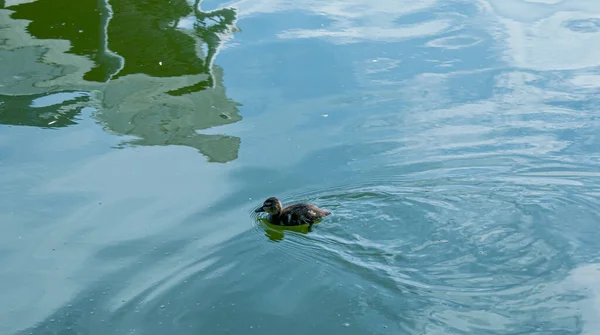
[2,0,600,334]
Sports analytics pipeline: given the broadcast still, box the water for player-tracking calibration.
[1,0,600,334]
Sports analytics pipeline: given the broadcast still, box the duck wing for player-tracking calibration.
[284,203,331,225]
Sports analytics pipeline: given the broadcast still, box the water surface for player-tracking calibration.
[1,0,600,334]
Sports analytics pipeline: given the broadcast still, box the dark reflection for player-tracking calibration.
[7,0,237,89]
[8,0,120,82]
[3,0,242,163]
[96,63,242,163]
[0,91,90,128]
[256,217,314,242]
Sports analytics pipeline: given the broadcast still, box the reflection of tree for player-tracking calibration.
[106,0,203,80]
[0,91,90,128]
[97,64,242,163]
[166,0,239,96]
[3,0,243,163]
[8,0,121,82]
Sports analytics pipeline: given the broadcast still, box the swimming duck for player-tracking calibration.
[254,197,331,227]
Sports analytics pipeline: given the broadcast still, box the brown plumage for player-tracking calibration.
[254,197,331,227]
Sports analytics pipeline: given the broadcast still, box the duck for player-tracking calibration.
[254,197,331,227]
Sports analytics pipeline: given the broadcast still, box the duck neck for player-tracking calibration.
[269,210,282,224]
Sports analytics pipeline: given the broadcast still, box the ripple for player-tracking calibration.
[426,34,483,49]
[564,18,600,33]
[240,160,599,332]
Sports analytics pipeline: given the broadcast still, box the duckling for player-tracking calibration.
[254,197,331,227]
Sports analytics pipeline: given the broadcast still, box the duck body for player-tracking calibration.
[255,197,331,227]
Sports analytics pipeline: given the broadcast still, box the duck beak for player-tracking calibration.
[254,207,265,213]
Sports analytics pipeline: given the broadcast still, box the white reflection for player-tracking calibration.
[541,263,600,335]
[278,20,455,43]
[569,74,600,88]
[232,0,457,43]
[234,0,437,18]
[478,0,600,70]
[4,0,36,6]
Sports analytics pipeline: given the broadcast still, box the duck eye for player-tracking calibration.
[264,202,272,206]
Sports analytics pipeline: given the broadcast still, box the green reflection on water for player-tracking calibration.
[8,0,119,82]
[256,217,319,242]
[0,91,90,128]
[0,0,242,163]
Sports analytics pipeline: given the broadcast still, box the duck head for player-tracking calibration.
[255,197,283,215]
